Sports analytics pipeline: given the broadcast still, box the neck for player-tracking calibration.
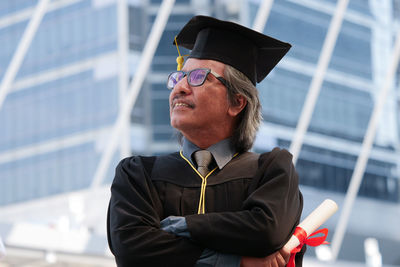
[181,126,234,149]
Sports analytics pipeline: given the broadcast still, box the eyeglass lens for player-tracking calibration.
[167,72,184,89]
[189,69,208,86]
[167,69,210,89]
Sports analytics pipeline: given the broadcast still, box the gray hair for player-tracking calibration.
[224,65,262,152]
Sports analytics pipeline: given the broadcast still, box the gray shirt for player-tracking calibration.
[182,137,236,170]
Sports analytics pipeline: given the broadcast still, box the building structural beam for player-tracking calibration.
[259,122,399,165]
[11,52,116,92]
[0,128,105,165]
[0,0,51,111]
[90,0,176,188]
[0,0,84,30]
[289,0,349,165]
[117,0,131,159]
[330,27,400,261]
[279,57,373,93]
[252,0,274,32]
[288,0,372,28]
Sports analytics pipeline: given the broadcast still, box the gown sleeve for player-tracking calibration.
[185,148,303,257]
[107,156,203,267]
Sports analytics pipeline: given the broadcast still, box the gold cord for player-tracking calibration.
[174,36,184,71]
[179,151,217,214]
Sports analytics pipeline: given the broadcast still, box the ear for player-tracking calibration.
[228,94,247,117]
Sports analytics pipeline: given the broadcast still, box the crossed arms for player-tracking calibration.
[107,149,303,267]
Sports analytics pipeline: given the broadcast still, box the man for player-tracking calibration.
[107,15,304,267]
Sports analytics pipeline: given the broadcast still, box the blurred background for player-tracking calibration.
[0,0,399,266]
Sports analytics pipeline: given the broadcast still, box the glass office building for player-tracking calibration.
[0,0,121,205]
[0,0,399,265]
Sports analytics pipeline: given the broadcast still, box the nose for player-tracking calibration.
[172,75,191,95]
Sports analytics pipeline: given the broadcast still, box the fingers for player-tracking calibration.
[279,246,291,263]
[275,250,287,267]
[240,248,292,267]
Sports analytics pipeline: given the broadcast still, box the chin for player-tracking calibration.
[171,120,194,134]
[170,119,184,131]
[171,116,187,128]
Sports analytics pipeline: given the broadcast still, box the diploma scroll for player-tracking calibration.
[284,199,338,251]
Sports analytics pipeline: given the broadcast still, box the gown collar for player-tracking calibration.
[182,137,236,170]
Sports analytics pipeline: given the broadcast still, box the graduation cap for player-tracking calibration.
[173,15,291,85]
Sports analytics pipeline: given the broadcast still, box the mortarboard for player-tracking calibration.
[174,15,291,85]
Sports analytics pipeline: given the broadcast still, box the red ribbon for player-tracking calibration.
[287,227,329,267]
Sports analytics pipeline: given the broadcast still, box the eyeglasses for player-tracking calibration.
[166,68,230,90]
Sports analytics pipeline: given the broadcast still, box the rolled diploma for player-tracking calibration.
[284,199,338,251]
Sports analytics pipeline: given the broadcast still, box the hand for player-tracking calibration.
[240,247,291,267]
[160,216,191,237]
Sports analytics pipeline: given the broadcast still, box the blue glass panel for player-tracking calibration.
[310,81,372,140]
[330,21,372,79]
[260,67,373,141]
[153,131,175,141]
[14,1,118,78]
[260,68,310,126]
[0,142,99,205]
[152,83,169,92]
[0,21,28,80]
[150,13,192,57]
[152,97,170,125]
[265,1,331,65]
[0,0,38,17]
[0,71,119,151]
[348,0,372,15]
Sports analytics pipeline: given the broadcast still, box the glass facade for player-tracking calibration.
[250,0,399,202]
[0,0,119,205]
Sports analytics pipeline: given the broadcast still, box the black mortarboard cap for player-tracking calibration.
[174,15,291,85]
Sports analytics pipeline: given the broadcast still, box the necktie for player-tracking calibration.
[193,150,213,177]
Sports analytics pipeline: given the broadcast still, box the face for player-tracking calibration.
[169,58,235,139]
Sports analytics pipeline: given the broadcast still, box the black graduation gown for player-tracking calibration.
[107,148,304,267]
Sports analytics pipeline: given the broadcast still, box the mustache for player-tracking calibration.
[171,96,195,108]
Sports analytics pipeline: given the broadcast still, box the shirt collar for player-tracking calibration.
[182,137,236,169]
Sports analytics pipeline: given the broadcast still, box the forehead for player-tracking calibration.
[183,58,225,73]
